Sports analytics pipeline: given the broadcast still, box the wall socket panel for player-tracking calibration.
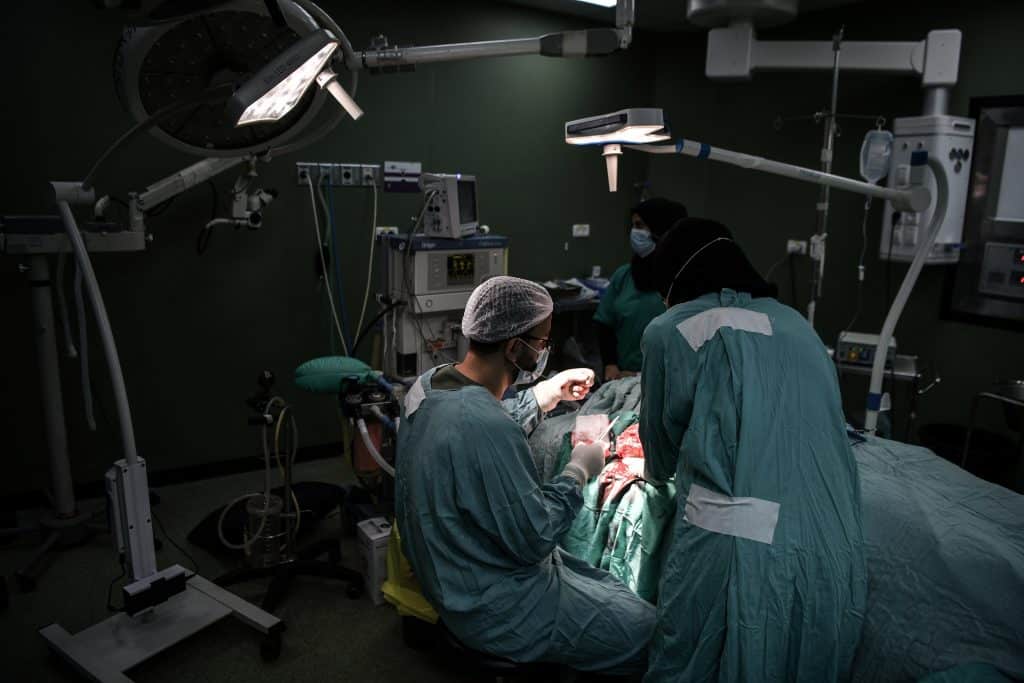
[296,162,381,188]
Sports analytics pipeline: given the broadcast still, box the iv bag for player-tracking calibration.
[859,129,894,184]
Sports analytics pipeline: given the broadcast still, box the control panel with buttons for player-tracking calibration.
[978,241,1024,300]
[837,332,897,368]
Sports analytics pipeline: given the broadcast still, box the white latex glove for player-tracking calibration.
[562,442,607,487]
[533,368,596,413]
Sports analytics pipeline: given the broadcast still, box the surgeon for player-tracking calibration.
[595,198,688,381]
[396,276,656,674]
[639,218,867,682]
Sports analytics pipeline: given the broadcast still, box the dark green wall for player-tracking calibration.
[4,0,1022,498]
[0,0,654,494]
[646,0,1024,441]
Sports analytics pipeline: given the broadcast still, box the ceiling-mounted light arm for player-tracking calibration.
[565,109,927,210]
[624,139,930,212]
[353,0,633,71]
[354,27,624,72]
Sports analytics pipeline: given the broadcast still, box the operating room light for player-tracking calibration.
[237,43,338,126]
[564,109,671,146]
[575,0,618,6]
[228,29,363,127]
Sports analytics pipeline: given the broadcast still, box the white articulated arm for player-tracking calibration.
[706,22,961,87]
[128,156,247,231]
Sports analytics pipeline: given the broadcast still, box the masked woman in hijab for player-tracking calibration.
[594,198,688,381]
[639,218,867,682]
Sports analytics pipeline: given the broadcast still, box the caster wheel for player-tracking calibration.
[260,632,282,662]
[346,583,363,599]
[15,573,36,594]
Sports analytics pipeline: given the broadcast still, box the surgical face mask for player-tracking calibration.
[512,339,550,385]
[630,229,656,258]
[664,237,733,307]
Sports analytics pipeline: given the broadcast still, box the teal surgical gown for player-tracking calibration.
[395,366,656,674]
[594,264,667,372]
[640,290,867,682]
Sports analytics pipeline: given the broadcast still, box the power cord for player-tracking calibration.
[355,181,380,339]
[307,172,350,355]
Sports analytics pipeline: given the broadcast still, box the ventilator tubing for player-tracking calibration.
[864,157,947,433]
[357,418,396,477]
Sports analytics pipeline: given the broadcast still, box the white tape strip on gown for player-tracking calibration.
[676,307,773,352]
[404,376,428,416]
[684,483,780,545]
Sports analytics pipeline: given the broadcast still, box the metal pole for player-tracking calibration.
[28,255,76,518]
[922,87,950,116]
[807,27,844,327]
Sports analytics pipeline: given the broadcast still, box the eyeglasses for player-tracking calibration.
[520,335,554,350]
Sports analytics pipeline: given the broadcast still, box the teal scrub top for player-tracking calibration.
[593,264,666,372]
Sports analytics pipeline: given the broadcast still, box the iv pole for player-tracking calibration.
[807,27,844,327]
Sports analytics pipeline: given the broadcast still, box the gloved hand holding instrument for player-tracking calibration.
[534,368,596,412]
[563,441,608,487]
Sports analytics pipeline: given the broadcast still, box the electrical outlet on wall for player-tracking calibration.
[361,164,381,187]
[296,162,315,185]
[339,164,359,187]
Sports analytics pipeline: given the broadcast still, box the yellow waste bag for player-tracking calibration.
[381,522,438,623]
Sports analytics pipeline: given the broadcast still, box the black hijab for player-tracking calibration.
[630,198,688,292]
[653,217,777,306]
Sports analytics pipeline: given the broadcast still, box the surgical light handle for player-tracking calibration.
[626,140,929,212]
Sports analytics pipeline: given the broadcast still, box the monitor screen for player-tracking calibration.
[447,253,475,285]
[457,179,477,224]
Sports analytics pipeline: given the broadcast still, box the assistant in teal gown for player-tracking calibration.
[395,365,656,674]
[640,218,867,682]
